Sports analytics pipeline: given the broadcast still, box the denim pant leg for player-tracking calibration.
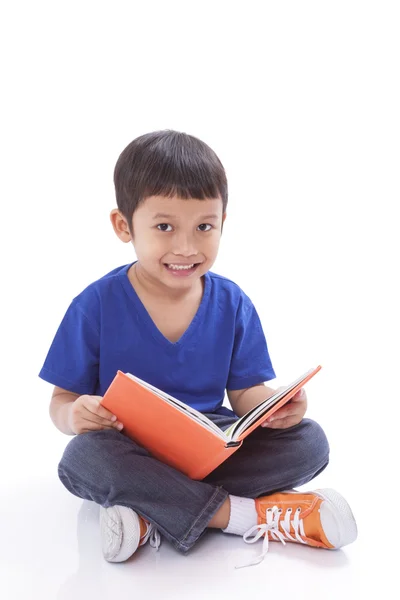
[203,416,330,498]
[57,428,228,553]
[57,415,330,554]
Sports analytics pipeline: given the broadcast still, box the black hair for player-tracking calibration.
[114,130,228,234]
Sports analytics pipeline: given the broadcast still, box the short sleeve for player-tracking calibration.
[38,298,100,395]
[227,293,276,390]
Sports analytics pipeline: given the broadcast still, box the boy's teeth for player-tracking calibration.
[168,264,194,270]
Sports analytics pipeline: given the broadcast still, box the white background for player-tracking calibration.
[1,1,399,598]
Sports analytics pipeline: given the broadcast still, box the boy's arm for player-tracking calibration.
[50,386,80,435]
[227,384,277,417]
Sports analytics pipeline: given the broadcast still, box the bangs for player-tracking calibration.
[114,130,228,228]
[140,148,224,203]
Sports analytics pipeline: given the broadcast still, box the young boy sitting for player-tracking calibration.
[39,130,357,567]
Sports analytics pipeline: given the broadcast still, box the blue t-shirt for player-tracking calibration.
[39,263,276,416]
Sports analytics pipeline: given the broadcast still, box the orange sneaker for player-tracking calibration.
[100,505,160,563]
[238,488,357,568]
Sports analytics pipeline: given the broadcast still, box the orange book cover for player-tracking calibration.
[100,366,321,480]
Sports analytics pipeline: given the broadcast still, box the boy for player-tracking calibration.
[39,130,357,567]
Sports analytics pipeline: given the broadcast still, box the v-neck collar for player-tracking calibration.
[118,262,211,350]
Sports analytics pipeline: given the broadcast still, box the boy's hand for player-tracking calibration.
[261,387,307,429]
[67,394,124,435]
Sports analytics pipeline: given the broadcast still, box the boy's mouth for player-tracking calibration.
[164,263,201,277]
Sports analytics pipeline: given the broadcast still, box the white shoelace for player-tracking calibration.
[236,505,307,569]
[142,522,161,551]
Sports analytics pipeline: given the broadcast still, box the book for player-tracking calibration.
[100,365,322,480]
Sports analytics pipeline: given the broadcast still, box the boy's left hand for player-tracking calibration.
[261,388,307,429]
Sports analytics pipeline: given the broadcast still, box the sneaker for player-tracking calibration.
[238,488,357,568]
[99,505,160,563]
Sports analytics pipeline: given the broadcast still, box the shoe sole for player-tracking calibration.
[99,505,141,563]
[314,488,358,548]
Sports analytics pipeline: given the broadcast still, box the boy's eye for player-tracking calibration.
[157,223,172,232]
[157,223,212,232]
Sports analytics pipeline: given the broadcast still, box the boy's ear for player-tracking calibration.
[110,209,132,243]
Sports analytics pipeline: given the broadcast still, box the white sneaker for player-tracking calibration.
[100,505,160,563]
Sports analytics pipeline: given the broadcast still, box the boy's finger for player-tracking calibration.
[292,389,306,401]
[265,407,299,422]
[85,409,118,425]
[81,423,120,433]
[84,396,118,423]
[82,415,124,430]
[262,416,298,429]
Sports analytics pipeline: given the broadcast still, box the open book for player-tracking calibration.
[100,366,321,480]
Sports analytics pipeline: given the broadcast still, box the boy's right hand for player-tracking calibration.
[67,395,124,435]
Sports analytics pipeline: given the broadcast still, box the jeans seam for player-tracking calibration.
[178,487,227,550]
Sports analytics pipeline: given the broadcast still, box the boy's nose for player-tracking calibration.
[172,233,197,257]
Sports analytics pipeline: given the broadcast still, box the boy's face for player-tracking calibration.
[113,194,226,292]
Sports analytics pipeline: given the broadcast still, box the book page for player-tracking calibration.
[125,373,230,442]
[225,368,319,441]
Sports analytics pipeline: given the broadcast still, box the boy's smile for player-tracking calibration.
[111,194,226,296]
[163,263,201,277]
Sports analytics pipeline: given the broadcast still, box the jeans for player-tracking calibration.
[58,413,330,553]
